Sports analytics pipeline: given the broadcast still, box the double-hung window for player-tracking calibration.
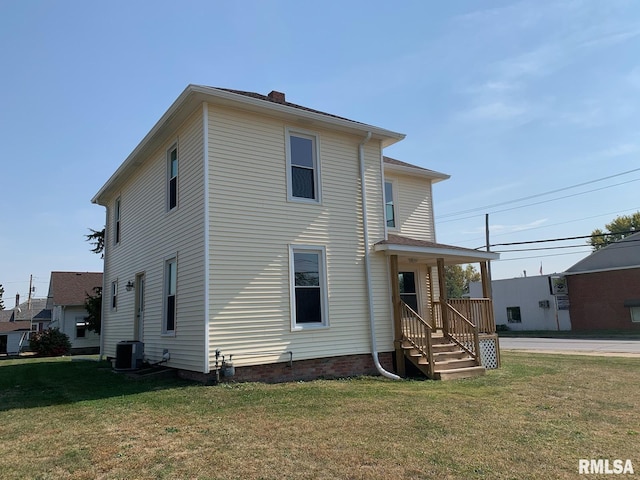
[111,281,118,310]
[164,257,177,334]
[286,128,321,202]
[384,181,396,228]
[114,197,121,244]
[76,317,87,338]
[167,145,178,211]
[290,246,328,329]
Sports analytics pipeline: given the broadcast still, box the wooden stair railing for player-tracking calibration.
[400,301,434,378]
[442,302,481,365]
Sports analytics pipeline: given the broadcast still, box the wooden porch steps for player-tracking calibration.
[402,335,485,381]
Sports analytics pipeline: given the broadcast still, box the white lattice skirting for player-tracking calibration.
[463,337,499,369]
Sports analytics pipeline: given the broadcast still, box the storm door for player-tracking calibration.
[399,271,419,313]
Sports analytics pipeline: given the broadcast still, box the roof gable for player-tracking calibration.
[47,272,103,306]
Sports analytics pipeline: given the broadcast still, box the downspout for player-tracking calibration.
[203,102,211,374]
[359,132,401,380]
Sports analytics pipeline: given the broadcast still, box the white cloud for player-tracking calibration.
[457,101,527,121]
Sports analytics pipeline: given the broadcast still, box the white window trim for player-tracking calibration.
[162,255,178,336]
[289,244,329,331]
[167,142,178,212]
[384,179,398,231]
[285,127,322,204]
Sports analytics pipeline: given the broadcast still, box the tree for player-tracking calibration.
[589,212,640,251]
[85,227,104,333]
[86,228,105,258]
[0,283,4,310]
[445,264,481,298]
[84,287,102,334]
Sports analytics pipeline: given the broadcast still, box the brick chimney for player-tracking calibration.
[268,90,286,104]
[15,293,19,308]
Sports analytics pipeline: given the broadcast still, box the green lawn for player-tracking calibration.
[0,353,638,479]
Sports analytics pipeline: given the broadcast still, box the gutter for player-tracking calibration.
[359,132,401,381]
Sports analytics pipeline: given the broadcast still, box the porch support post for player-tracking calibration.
[436,258,449,336]
[480,261,492,298]
[390,254,405,376]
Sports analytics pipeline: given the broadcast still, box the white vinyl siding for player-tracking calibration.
[384,172,436,241]
[207,105,391,368]
[101,109,206,371]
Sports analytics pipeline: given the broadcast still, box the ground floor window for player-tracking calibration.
[290,245,328,329]
[506,306,522,323]
[76,317,87,338]
[631,306,640,323]
[164,257,177,334]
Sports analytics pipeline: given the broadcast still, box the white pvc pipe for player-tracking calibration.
[359,132,401,381]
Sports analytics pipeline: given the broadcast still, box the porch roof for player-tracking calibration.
[374,234,500,265]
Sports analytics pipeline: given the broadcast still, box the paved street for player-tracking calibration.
[499,337,640,356]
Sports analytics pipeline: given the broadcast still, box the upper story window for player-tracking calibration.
[289,245,328,330]
[384,181,396,228]
[286,128,321,203]
[114,197,121,244]
[167,145,178,211]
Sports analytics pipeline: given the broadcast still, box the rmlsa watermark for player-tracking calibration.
[579,459,635,475]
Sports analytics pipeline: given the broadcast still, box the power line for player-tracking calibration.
[485,229,638,248]
[448,206,640,247]
[495,244,593,253]
[437,166,640,219]
[438,177,640,224]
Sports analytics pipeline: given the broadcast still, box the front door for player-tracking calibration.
[0,335,7,354]
[134,273,145,341]
[399,271,419,313]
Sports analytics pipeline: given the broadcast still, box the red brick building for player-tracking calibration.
[565,232,640,331]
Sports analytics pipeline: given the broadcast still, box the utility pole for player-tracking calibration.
[27,274,33,311]
[485,214,492,279]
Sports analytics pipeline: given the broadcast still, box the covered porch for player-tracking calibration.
[375,234,500,380]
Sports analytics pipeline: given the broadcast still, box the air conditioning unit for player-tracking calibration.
[538,300,550,309]
[115,341,144,370]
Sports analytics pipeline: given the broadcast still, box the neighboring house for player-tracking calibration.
[564,232,640,331]
[92,85,499,382]
[47,272,102,353]
[0,297,51,354]
[469,276,572,331]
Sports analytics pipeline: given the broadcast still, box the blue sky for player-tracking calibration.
[1,0,639,302]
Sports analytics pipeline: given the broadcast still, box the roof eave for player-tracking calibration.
[383,163,450,183]
[92,85,405,205]
[374,243,500,264]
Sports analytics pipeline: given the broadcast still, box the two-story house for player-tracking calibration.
[92,85,499,382]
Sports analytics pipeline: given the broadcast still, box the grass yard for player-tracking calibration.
[0,353,639,480]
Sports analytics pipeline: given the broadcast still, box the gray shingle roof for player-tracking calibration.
[565,231,640,274]
[47,272,103,307]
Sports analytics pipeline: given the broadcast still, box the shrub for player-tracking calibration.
[29,328,72,357]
